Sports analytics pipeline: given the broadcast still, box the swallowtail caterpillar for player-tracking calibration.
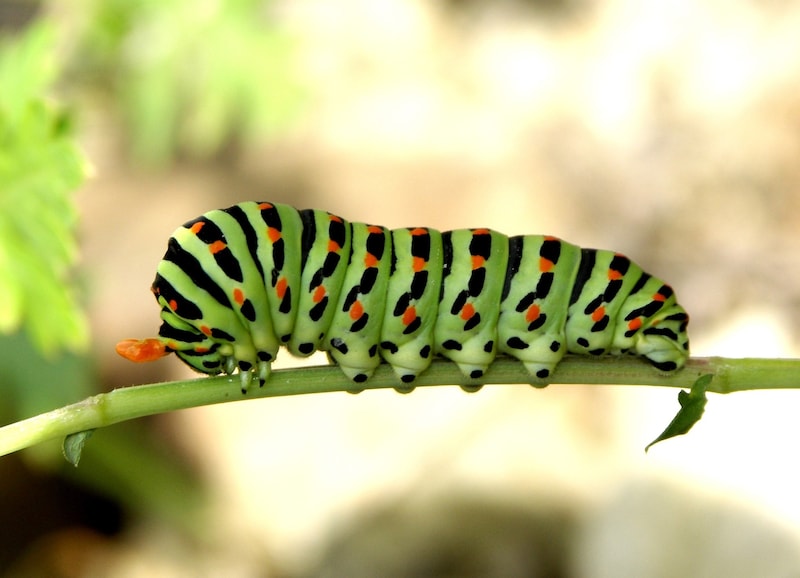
[117,201,689,392]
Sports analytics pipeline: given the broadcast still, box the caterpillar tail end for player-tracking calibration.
[636,335,689,374]
[115,338,170,363]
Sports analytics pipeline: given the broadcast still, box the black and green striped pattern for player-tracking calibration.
[119,201,689,391]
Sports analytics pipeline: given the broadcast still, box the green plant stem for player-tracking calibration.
[1,356,798,458]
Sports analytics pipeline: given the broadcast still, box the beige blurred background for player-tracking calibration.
[6,0,800,576]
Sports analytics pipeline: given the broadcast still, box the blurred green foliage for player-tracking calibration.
[0,23,89,357]
[0,20,206,532]
[71,0,305,165]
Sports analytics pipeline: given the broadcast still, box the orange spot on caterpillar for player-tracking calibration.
[608,269,623,280]
[258,202,274,210]
[402,306,417,326]
[628,318,642,331]
[327,240,340,252]
[190,222,204,234]
[313,285,326,303]
[115,338,169,363]
[539,257,554,272]
[412,256,426,272]
[525,304,540,323]
[367,225,384,235]
[169,299,178,311]
[472,228,491,235]
[195,347,210,354]
[267,227,281,243]
[591,306,606,322]
[209,240,227,254]
[200,325,213,336]
[471,255,485,269]
[544,235,559,241]
[364,253,378,267]
[329,215,343,223]
[460,302,476,321]
[350,300,364,320]
[276,277,288,298]
[233,288,245,305]
[653,292,666,302]
[410,227,427,236]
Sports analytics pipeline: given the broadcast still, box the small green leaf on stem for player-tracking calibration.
[646,374,713,452]
[63,429,94,466]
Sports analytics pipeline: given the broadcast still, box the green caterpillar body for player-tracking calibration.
[117,201,689,391]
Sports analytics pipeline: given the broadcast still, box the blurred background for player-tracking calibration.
[2,0,800,576]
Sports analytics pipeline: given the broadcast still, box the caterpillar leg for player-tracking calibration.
[234,359,272,393]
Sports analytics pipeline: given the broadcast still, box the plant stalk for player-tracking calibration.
[1,356,798,458]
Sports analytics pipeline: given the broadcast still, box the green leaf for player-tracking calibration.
[646,374,713,451]
[0,23,89,355]
[63,430,95,467]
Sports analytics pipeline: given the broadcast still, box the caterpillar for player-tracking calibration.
[116,201,689,392]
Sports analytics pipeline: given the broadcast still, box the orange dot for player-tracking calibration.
[628,318,642,331]
[525,304,540,323]
[364,253,378,267]
[368,225,384,235]
[653,292,666,302]
[471,255,485,269]
[327,240,340,252]
[209,240,227,254]
[412,256,426,272]
[233,288,245,305]
[591,306,606,322]
[195,347,209,354]
[472,228,491,235]
[539,257,554,272]
[200,325,212,336]
[190,222,204,234]
[169,299,178,311]
[313,285,326,303]
[267,227,281,243]
[258,202,274,210]
[460,302,476,321]
[329,215,343,223]
[544,235,559,241]
[608,269,623,280]
[276,277,288,298]
[410,228,427,236]
[402,306,417,326]
[350,300,364,321]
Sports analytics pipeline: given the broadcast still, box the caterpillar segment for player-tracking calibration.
[286,208,351,360]
[379,227,443,392]
[326,223,391,385]
[117,201,690,392]
[498,235,581,382]
[434,229,508,391]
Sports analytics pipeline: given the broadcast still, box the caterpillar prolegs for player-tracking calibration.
[116,201,690,391]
